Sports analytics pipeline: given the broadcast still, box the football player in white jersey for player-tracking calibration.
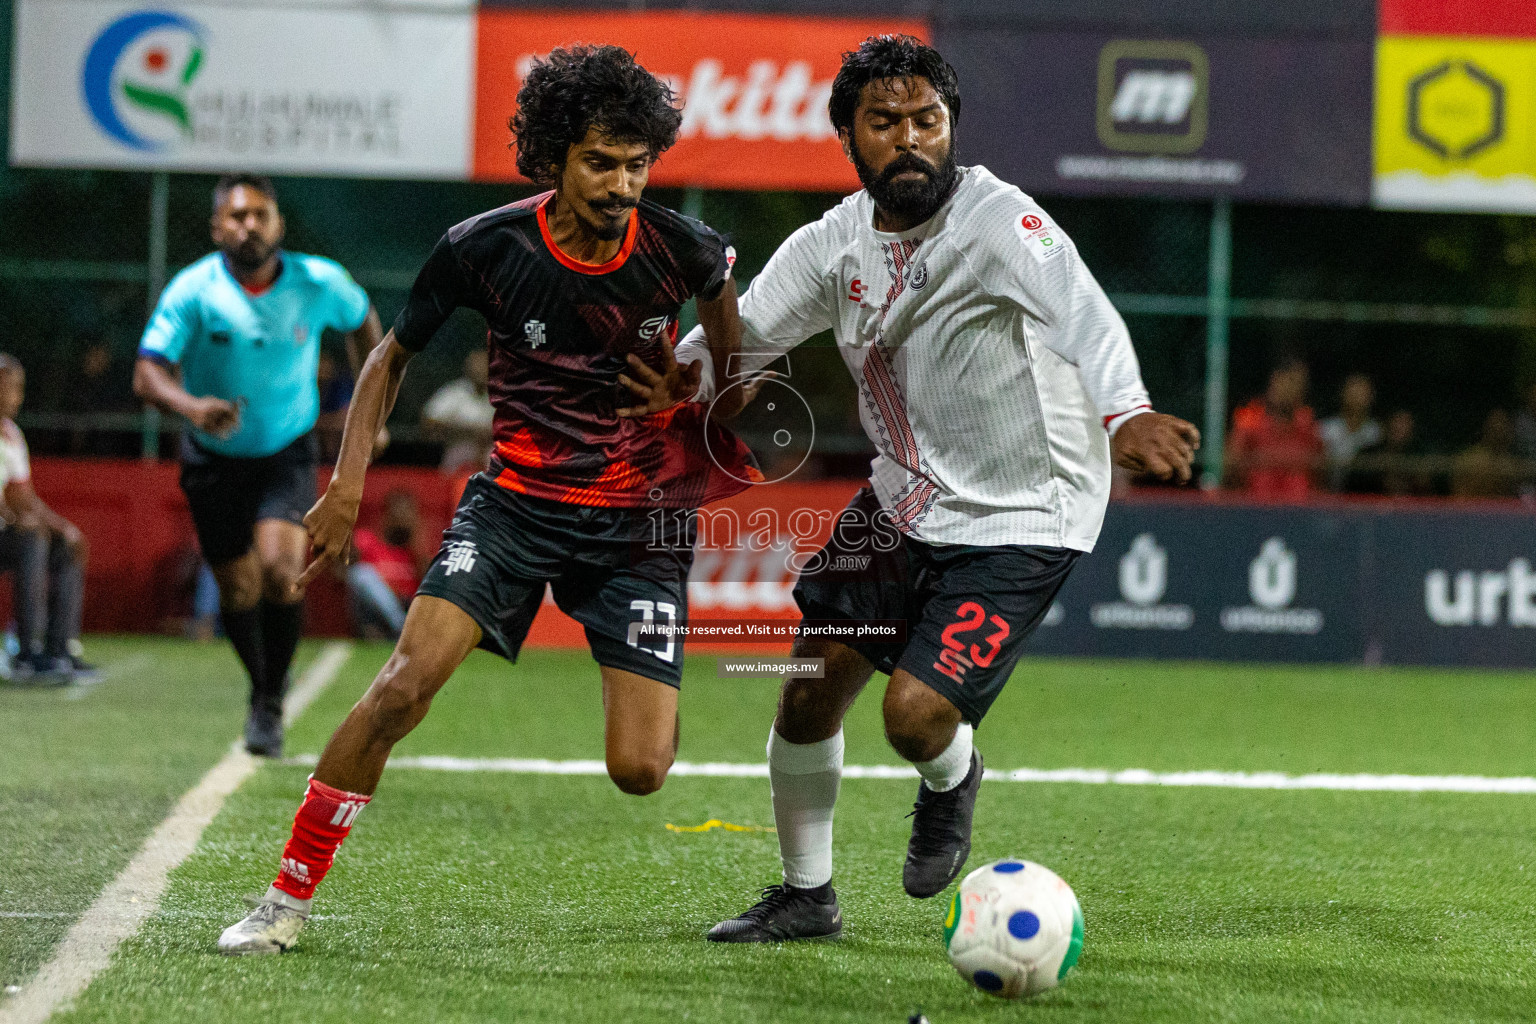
[650,35,1199,941]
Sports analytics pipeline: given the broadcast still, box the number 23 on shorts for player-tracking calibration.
[932,601,1011,683]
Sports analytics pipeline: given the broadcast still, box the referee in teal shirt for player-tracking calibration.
[135,175,385,756]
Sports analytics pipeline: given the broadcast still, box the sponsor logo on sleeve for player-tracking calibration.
[1015,212,1067,263]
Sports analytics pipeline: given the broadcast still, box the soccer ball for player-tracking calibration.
[943,859,1084,998]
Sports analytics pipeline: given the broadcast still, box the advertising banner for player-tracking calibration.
[940,28,1373,204]
[1380,0,1536,38]
[1374,36,1536,212]
[1026,503,1367,663]
[1370,509,1536,667]
[524,486,1533,668]
[9,1,474,178]
[473,10,927,190]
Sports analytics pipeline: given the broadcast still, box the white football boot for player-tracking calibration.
[218,887,310,955]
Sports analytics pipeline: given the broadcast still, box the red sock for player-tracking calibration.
[272,777,371,901]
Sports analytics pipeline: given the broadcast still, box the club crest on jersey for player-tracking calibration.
[524,320,547,348]
[909,263,929,290]
[638,315,671,341]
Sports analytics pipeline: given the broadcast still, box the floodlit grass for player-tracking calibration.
[8,641,1536,1022]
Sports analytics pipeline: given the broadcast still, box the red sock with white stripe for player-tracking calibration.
[269,777,370,906]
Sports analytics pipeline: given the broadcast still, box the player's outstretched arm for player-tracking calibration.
[1111,413,1201,484]
[693,275,749,420]
[342,306,391,458]
[294,331,413,593]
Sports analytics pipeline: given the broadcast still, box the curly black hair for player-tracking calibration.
[828,35,960,138]
[511,45,683,186]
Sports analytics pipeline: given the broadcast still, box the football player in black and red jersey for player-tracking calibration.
[219,44,760,955]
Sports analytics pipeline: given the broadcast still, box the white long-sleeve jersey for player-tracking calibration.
[678,165,1151,552]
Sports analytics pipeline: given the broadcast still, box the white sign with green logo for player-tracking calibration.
[10,1,474,178]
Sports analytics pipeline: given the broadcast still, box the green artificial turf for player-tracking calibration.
[9,642,1536,1023]
[0,638,326,988]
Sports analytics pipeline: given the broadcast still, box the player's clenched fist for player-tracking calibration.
[188,396,240,439]
[293,485,362,594]
[1111,412,1201,484]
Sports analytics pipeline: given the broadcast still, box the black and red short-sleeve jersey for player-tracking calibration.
[393,192,761,509]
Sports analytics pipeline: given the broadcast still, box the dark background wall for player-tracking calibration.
[4,0,1535,467]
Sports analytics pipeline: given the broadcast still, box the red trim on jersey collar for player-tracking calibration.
[222,252,284,296]
[536,195,638,275]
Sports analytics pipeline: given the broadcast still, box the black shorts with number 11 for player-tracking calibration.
[792,488,1079,725]
[416,474,695,686]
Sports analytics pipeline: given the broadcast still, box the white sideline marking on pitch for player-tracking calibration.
[0,641,353,1024]
[281,754,1536,795]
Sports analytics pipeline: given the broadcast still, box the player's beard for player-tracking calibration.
[225,236,279,275]
[855,145,959,226]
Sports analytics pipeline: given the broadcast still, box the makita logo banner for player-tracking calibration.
[474,11,927,189]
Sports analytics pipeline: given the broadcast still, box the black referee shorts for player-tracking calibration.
[179,433,319,565]
[416,474,696,687]
[792,487,1079,726]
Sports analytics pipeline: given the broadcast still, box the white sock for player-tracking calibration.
[768,726,843,889]
[263,884,311,916]
[915,723,974,793]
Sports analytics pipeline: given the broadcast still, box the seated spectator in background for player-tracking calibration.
[57,335,134,414]
[345,489,424,640]
[1452,408,1521,498]
[1319,373,1381,491]
[422,349,494,474]
[1224,358,1325,499]
[58,335,136,456]
[315,350,355,462]
[1346,409,1432,496]
[0,355,95,683]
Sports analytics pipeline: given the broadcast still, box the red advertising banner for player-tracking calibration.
[1380,0,1536,37]
[473,10,928,190]
[524,479,862,651]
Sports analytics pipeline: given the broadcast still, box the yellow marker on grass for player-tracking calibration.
[665,819,776,833]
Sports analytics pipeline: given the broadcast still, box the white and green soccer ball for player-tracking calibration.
[943,858,1084,999]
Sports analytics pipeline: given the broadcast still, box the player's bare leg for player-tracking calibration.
[708,638,871,942]
[219,596,480,954]
[883,669,982,898]
[600,667,678,796]
[313,596,480,793]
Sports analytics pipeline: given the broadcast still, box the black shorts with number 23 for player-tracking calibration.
[792,488,1079,726]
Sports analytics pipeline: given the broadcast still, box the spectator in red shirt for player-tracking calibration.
[345,489,423,640]
[1224,358,1325,500]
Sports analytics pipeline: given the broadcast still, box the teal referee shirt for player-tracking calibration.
[139,252,370,458]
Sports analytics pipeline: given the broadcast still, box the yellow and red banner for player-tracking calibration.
[1375,0,1536,210]
[474,10,926,190]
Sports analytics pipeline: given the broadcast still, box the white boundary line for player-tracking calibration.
[279,753,1536,796]
[0,641,353,1024]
